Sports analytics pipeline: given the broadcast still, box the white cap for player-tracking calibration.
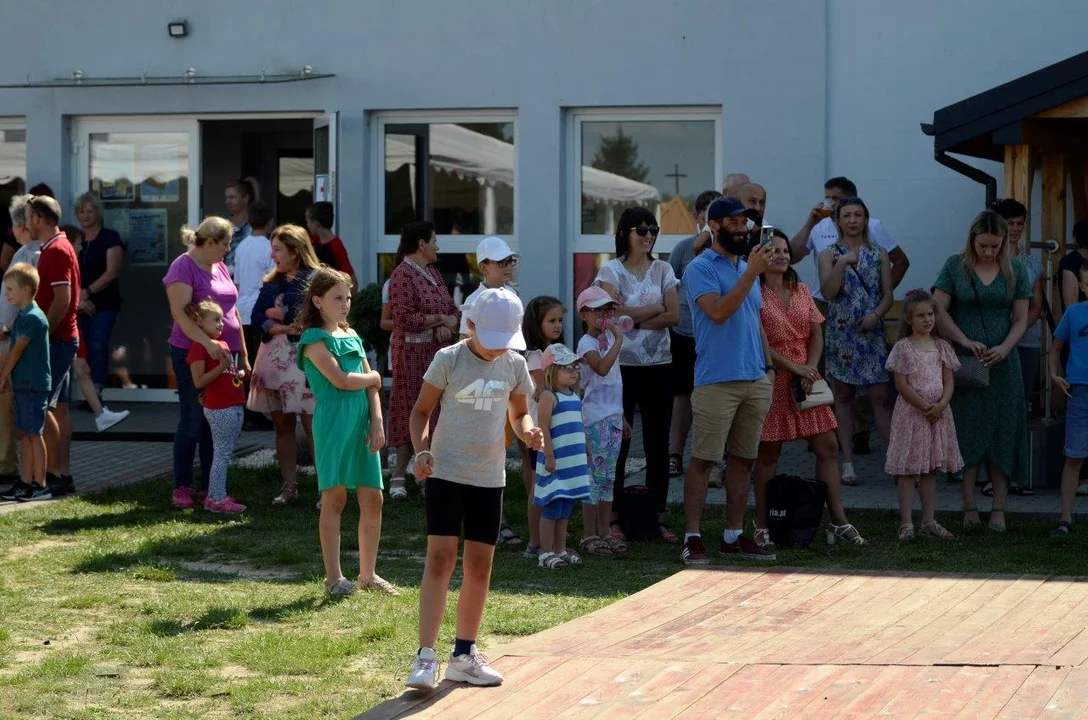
[466,287,526,351]
[476,236,517,263]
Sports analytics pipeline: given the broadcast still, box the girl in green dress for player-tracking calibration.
[297,267,397,596]
[933,210,1031,533]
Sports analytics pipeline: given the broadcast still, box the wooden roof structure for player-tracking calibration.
[925,51,1088,256]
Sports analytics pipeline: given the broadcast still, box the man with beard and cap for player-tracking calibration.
[680,197,776,564]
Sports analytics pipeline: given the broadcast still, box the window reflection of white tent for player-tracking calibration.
[0,135,25,186]
[384,124,660,233]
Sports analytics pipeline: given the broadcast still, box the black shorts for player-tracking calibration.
[670,331,697,396]
[424,477,504,545]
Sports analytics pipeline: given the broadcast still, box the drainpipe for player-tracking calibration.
[934,151,998,208]
[920,123,998,207]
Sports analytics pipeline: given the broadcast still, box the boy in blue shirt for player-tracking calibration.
[0,263,52,502]
[1050,263,1088,535]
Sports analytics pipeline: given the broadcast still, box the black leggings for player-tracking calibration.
[615,364,674,516]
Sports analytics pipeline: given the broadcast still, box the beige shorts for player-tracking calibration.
[691,377,773,461]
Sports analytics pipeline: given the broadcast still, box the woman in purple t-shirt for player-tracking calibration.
[163,217,249,509]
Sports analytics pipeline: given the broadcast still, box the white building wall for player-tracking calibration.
[0,0,1085,302]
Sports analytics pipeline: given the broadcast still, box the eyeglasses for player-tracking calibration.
[555,363,580,372]
[590,306,615,315]
[495,256,519,268]
[633,225,660,237]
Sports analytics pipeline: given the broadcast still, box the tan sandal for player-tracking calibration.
[921,521,954,540]
[606,533,628,557]
[898,524,915,541]
[359,575,400,595]
[826,523,867,546]
[272,481,298,506]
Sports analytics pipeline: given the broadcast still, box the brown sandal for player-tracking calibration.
[580,536,613,556]
[606,533,628,556]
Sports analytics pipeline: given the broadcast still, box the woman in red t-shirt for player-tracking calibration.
[186,299,247,514]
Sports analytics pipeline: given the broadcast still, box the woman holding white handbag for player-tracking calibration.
[751,231,866,550]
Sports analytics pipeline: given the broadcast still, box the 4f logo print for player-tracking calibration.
[454,379,510,411]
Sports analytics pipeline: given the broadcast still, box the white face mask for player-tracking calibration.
[746,218,756,232]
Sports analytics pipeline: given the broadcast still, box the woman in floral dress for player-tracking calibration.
[817,198,894,485]
[753,232,865,549]
[387,221,460,499]
[248,224,319,505]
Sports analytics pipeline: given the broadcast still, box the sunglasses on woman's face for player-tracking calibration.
[633,225,660,237]
[494,256,519,268]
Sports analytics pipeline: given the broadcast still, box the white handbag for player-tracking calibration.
[795,379,834,411]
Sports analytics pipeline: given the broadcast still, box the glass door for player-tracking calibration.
[73,118,199,401]
[313,113,338,228]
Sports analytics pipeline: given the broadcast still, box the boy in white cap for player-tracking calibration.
[406,287,543,691]
[459,236,519,338]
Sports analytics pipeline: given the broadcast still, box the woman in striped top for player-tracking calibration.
[534,344,592,570]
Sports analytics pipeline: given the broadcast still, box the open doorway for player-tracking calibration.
[200,118,315,228]
[71,116,319,402]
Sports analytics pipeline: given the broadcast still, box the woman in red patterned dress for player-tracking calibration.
[753,232,865,549]
[387,221,460,499]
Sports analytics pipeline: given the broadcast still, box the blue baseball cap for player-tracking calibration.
[706,197,758,222]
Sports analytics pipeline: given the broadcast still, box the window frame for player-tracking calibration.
[0,117,26,194]
[370,110,519,282]
[567,107,722,256]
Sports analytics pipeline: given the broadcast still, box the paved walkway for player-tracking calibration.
[0,403,1077,519]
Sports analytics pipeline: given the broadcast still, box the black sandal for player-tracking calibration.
[668,453,683,478]
[497,523,522,546]
[981,483,994,497]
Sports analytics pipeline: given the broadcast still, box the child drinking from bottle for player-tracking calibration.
[405,287,542,691]
[575,286,630,556]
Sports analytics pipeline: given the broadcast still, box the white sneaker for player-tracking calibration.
[95,408,131,432]
[445,645,503,686]
[405,647,440,691]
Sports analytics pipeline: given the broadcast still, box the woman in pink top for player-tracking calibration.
[163,217,249,509]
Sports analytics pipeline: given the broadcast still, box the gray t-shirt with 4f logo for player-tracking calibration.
[423,341,534,488]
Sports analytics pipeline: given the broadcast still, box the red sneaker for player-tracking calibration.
[721,534,776,561]
[681,535,709,566]
[171,487,195,509]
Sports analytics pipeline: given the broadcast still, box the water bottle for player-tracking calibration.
[614,315,634,333]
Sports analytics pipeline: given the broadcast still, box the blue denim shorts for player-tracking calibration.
[1067,385,1088,459]
[540,497,576,521]
[48,339,78,409]
[14,390,49,436]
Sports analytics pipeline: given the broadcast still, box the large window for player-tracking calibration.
[374,113,517,292]
[569,109,719,327]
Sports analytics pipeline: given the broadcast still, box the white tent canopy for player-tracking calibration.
[385,123,659,206]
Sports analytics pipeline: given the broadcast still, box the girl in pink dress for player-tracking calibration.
[886,290,964,541]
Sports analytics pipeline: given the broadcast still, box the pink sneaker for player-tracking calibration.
[204,496,246,514]
[172,487,195,509]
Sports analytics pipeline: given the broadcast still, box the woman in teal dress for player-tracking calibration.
[933,210,1031,532]
[297,267,395,596]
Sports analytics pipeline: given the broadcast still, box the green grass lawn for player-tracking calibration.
[1,463,1086,719]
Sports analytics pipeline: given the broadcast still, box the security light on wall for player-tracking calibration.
[167,21,188,38]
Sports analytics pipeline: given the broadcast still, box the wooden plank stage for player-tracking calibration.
[361,568,1088,719]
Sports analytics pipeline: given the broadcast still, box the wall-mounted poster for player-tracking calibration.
[138,144,181,202]
[92,143,136,201]
[314,173,330,201]
[103,208,168,266]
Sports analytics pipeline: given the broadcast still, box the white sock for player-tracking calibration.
[842,461,856,478]
[684,532,701,543]
[723,528,742,544]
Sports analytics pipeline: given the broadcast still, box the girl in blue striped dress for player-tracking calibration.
[534,343,592,569]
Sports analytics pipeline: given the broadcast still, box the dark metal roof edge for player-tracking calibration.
[932,50,1088,132]
[0,72,335,89]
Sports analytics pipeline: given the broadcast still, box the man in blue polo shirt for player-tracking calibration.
[681,197,776,564]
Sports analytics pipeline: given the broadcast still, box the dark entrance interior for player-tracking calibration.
[200,118,314,227]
